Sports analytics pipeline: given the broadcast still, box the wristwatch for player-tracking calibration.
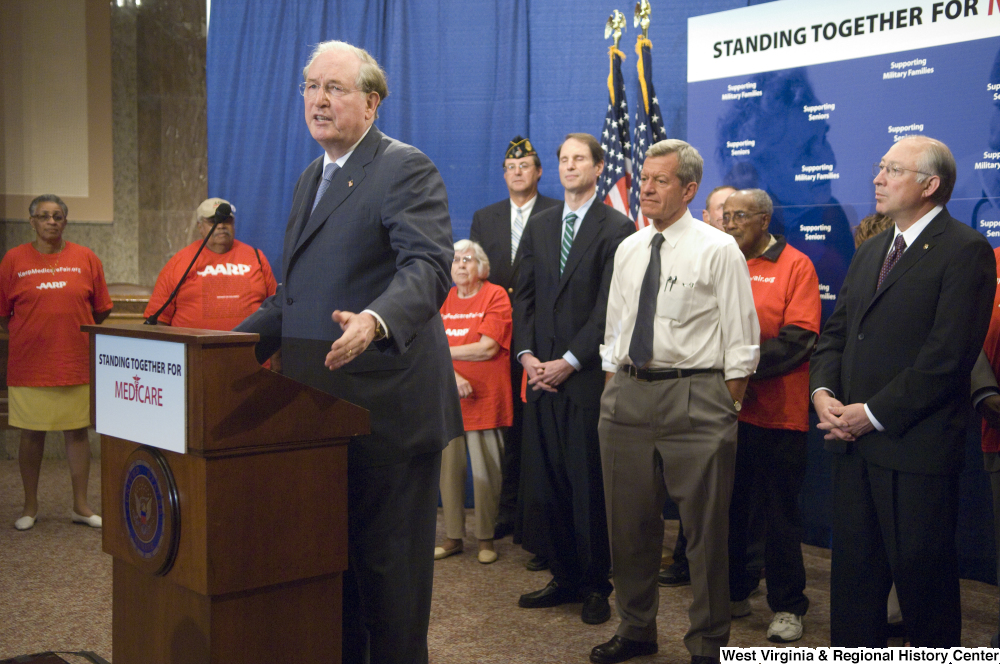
[733,400,742,412]
[372,317,387,341]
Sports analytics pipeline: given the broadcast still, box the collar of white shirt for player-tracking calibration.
[511,195,538,218]
[658,209,695,247]
[888,205,942,256]
[322,124,374,171]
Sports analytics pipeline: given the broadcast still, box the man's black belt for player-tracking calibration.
[622,365,721,382]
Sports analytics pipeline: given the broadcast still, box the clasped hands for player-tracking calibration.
[325,310,377,370]
[813,390,875,441]
[979,394,1000,429]
[521,354,575,393]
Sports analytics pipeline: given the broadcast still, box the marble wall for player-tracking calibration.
[0,0,208,288]
[0,0,209,460]
[134,0,208,287]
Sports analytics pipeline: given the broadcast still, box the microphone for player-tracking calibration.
[145,202,233,325]
[213,203,233,223]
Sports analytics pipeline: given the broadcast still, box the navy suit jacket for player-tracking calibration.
[513,201,634,408]
[469,194,561,297]
[237,126,463,468]
[809,207,995,475]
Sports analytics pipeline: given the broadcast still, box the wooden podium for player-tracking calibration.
[85,324,369,664]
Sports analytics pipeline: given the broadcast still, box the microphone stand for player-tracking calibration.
[144,217,224,325]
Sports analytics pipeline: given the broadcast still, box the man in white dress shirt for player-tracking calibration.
[590,139,760,664]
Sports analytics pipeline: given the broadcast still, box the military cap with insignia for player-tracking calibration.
[505,135,537,161]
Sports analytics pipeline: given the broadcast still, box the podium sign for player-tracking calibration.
[94,334,186,453]
[87,324,369,663]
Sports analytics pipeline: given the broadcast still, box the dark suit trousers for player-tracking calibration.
[342,450,442,664]
[497,357,523,535]
[521,390,612,596]
[984,451,1000,642]
[728,423,809,616]
[830,452,961,647]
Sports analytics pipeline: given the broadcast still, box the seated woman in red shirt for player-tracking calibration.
[435,240,513,564]
[0,195,113,530]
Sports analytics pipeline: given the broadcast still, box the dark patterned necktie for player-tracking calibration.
[877,234,906,290]
[629,233,665,369]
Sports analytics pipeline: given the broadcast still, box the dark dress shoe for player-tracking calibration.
[492,520,514,540]
[581,592,611,624]
[525,555,550,571]
[518,580,578,608]
[658,562,691,587]
[886,621,907,639]
[590,635,657,664]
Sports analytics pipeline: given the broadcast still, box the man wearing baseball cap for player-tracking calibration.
[144,197,277,330]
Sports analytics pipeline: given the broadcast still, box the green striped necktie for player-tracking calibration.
[560,212,578,275]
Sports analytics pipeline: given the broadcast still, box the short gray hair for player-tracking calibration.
[454,239,490,280]
[705,185,736,207]
[645,139,703,187]
[303,41,389,118]
[28,194,67,218]
[735,188,774,217]
[901,136,956,205]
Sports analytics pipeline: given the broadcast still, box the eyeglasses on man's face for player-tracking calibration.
[721,210,765,224]
[505,163,534,173]
[299,80,362,100]
[872,162,932,179]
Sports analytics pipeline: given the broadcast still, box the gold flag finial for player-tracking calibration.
[634,0,650,39]
[605,9,627,50]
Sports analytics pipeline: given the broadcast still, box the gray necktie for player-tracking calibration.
[511,207,525,265]
[312,163,340,213]
[629,233,665,369]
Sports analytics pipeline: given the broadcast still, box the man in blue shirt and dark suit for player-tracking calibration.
[236,40,462,664]
[513,133,634,625]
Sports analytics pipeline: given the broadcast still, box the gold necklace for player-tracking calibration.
[38,241,64,275]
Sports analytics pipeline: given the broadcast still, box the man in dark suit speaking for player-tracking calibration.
[810,135,995,647]
[470,135,560,547]
[235,41,462,664]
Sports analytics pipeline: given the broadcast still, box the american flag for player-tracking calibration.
[596,46,634,221]
[630,36,668,229]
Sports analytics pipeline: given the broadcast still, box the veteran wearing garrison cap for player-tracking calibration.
[470,135,561,547]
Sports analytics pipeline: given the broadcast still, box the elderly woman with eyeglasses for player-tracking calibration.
[0,195,113,530]
[435,239,513,564]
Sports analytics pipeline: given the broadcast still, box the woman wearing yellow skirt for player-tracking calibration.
[0,195,113,530]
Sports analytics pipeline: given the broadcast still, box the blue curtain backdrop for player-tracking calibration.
[206,0,997,584]
[206,0,745,278]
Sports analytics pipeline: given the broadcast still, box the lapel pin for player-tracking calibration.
[348,180,354,187]
[923,244,929,249]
